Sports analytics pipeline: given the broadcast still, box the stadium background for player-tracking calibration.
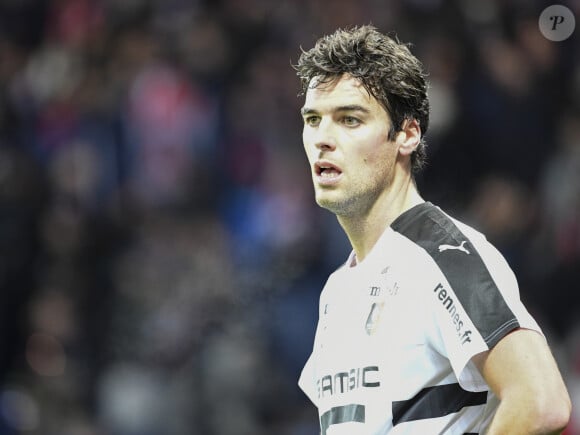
[0,0,579,433]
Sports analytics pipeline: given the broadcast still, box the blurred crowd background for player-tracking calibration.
[0,0,579,434]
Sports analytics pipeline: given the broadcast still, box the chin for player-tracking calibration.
[315,195,337,211]
[315,195,352,216]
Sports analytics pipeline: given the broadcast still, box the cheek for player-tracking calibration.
[302,131,313,157]
[302,126,316,146]
[358,144,397,181]
[361,136,393,165]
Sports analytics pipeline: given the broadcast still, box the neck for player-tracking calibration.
[338,172,423,265]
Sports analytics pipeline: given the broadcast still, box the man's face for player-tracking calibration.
[301,74,399,217]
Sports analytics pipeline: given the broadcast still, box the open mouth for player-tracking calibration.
[315,161,342,182]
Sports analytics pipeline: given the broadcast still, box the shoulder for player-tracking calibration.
[391,202,523,348]
[390,202,508,275]
[391,202,485,257]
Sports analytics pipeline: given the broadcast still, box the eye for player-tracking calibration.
[304,115,321,127]
[342,116,361,127]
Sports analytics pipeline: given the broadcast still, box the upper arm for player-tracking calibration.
[473,328,571,431]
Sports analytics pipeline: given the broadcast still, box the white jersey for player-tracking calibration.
[299,202,541,434]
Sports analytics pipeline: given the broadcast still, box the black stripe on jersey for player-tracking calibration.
[391,202,519,348]
[320,404,365,435]
[392,383,487,425]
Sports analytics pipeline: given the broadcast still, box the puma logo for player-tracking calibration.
[438,240,470,254]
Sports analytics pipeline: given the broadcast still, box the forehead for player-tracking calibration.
[304,74,379,109]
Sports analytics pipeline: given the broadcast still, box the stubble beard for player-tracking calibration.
[314,181,387,218]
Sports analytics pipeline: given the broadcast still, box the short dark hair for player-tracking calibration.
[295,25,430,172]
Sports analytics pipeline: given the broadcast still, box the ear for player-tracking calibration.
[396,118,421,157]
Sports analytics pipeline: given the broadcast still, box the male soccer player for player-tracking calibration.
[295,25,571,434]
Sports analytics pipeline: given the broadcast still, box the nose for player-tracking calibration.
[316,138,336,152]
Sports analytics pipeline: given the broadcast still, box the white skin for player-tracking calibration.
[301,73,571,433]
[301,73,422,263]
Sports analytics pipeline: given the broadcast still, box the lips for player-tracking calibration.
[314,160,342,185]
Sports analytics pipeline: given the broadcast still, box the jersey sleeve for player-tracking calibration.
[298,352,319,406]
[390,204,544,391]
[428,229,542,391]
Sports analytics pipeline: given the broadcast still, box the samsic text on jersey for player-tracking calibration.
[299,202,541,435]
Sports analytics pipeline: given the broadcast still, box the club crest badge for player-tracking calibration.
[365,302,385,335]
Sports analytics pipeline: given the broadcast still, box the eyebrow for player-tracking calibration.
[300,104,371,116]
